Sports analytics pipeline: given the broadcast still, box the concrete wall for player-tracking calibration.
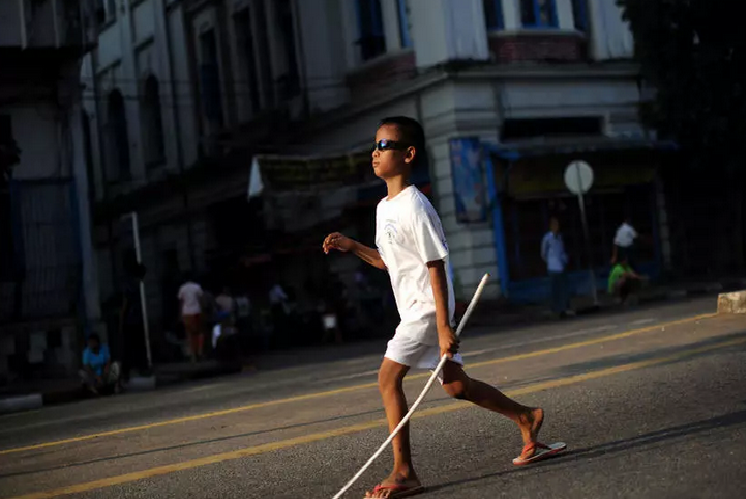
[588,0,634,60]
[0,1,22,46]
[420,80,502,299]
[80,0,200,200]
[409,0,489,67]
[165,6,199,171]
[2,94,103,328]
[501,75,644,139]
[296,0,350,114]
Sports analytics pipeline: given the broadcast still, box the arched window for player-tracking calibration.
[141,75,165,167]
[107,89,130,180]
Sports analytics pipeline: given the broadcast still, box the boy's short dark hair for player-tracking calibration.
[379,116,426,169]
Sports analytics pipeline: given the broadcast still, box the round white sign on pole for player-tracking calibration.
[564,160,594,195]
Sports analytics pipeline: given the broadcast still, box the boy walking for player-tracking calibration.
[323,117,564,498]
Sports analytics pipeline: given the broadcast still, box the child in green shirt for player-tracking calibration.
[608,258,642,304]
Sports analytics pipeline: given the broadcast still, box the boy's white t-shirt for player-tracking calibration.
[178,282,203,315]
[375,186,455,346]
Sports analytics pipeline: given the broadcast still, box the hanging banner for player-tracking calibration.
[449,137,487,223]
[252,150,373,191]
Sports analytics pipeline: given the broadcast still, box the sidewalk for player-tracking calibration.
[0,360,244,414]
[2,276,744,414]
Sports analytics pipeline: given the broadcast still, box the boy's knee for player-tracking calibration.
[443,380,469,400]
[378,368,405,395]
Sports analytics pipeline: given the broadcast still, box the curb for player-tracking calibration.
[0,363,242,414]
[717,290,746,314]
[470,280,734,326]
[0,393,43,415]
[126,376,157,392]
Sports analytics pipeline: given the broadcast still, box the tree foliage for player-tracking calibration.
[617,0,746,171]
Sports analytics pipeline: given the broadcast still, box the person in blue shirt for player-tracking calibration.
[541,217,573,317]
[80,333,121,395]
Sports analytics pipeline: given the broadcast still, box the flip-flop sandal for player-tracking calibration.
[364,484,426,498]
[512,441,567,466]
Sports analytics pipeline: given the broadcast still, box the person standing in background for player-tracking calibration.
[541,217,573,318]
[611,216,638,267]
[178,274,204,362]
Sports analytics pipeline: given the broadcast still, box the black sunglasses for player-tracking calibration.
[372,139,410,152]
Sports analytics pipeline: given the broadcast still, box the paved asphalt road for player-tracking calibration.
[1,297,745,499]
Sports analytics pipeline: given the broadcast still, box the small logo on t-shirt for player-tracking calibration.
[383,222,398,245]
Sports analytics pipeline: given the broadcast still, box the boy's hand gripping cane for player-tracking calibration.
[332,274,490,499]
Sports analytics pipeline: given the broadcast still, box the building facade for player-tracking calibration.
[0,0,100,384]
[81,0,672,357]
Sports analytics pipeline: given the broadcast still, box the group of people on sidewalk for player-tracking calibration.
[177,278,254,363]
[541,216,644,317]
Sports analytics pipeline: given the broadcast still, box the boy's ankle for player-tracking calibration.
[392,466,416,480]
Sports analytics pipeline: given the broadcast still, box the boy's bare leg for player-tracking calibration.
[441,361,544,457]
[365,358,421,498]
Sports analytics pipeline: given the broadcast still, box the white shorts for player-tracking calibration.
[384,333,463,383]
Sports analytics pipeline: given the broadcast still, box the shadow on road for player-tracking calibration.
[502,331,746,392]
[427,407,746,495]
[0,406,387,479]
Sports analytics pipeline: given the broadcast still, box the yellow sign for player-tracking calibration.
[507,157,657,197]
[258,150,372,190]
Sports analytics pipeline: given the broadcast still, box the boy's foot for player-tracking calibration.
[517,407,544,452]
[513,441,567,466]
[364,475,423,498]
[514,407,567,465]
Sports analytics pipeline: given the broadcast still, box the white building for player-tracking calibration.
[0,0,100,383]
[82,0,671,355]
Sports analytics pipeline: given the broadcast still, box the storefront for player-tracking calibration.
[475,137,677,304]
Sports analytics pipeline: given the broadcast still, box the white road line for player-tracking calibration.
[461,348,497,358]
[325,369,380,382]
[629,318,657,326]
[498,325,618,350]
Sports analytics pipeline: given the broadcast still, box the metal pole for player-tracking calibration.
[576,189,598,306]
[574,165,598,305]
[130,211,153,369]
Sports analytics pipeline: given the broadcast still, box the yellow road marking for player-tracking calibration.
[0,313,716,456]
[7,333,744,499]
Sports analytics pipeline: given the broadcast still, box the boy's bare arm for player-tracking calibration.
[323,232,386,270]
[427,260,458,358]
[352,242,386,269]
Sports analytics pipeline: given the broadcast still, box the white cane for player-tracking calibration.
[332,274,490,499]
